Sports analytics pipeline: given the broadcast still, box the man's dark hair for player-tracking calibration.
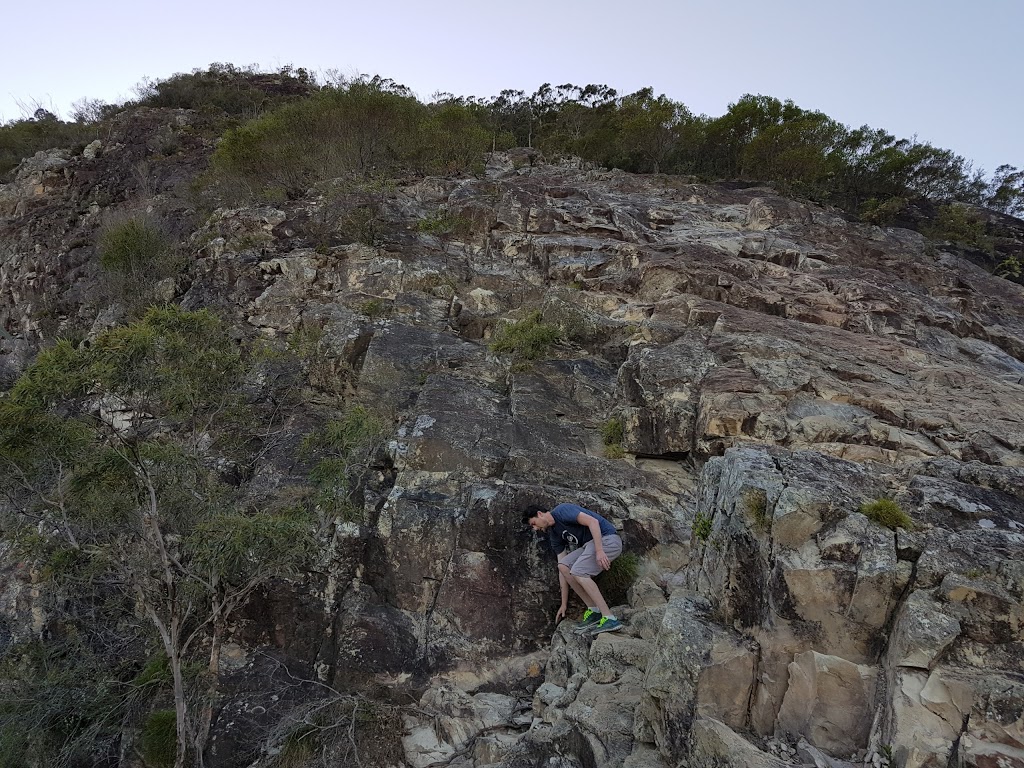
[521,504,548,524]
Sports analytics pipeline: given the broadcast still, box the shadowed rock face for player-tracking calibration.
[2,141,1024,766]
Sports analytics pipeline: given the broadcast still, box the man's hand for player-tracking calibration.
[555,603,567,622]
[596,550,611,571]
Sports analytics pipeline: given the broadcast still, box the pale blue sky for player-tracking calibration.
[1,0,1019,176]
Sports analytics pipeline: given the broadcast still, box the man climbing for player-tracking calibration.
[523,503,624,634]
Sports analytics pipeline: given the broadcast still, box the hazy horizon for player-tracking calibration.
[2,0,1020,177]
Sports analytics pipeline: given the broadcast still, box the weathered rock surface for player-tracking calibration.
[2,143,1024,767]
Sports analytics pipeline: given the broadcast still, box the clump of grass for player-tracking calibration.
[596,551,639,607]
[139,710,177,768]
[601,417,626,459]
[98,214,172,274]
[96,212,181,315]
[601,417,624,446]
[489,310,560,361]
[604,444,626,459]
[742,488,770,531]
[357,298,392,319]
[416,209,473,237]
[860,498,914,531]
[693,511,713,542]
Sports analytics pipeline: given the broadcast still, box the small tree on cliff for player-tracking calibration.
[0,307,314,768]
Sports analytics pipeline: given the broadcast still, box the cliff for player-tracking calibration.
[1,106,1024,768]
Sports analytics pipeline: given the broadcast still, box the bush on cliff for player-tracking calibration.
[133,62,316,118]
[596,551,639,607]
[210,77,490,201]
[0,307,316,767]
[0,112,97,177]
[96,211,183,315]
[924,204,995,254]
[489,311,561,362]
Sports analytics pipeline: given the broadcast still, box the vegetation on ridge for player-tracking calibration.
[3,64,1022,221]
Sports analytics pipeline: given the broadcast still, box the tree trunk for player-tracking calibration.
[193,588,225,768]
[170,644,189,768]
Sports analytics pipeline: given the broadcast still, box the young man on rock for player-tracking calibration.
[523,502,624,634]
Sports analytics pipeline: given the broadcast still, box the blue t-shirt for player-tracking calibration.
[548,503,617,554]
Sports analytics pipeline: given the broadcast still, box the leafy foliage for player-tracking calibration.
[924,205,995,253]
[596,552,639,607]
[301,406,385,522]
[0,113,97,177]
[693,511,713,543]
[210,76,490,200]
[0,307,316,767]
[986,165,1024,216]
[133,63,316,118]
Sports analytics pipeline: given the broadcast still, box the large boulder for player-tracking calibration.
[776,651,877,755]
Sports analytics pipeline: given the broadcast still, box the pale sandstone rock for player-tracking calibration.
[637,594,757,761]
[689,717,798,768]
[777,651,877,755]
[887,591,961,670]
[403,685,518,768]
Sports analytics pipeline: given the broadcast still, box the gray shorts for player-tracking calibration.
[560,534,623,577]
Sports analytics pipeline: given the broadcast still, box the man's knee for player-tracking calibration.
[558,562,572,576]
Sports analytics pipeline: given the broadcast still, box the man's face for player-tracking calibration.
[529,511,553,532]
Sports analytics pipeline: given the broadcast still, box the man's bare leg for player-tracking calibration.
[562,569,611,616]
[559,563,594,607]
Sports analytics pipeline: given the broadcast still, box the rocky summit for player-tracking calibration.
[2,107,1024,768]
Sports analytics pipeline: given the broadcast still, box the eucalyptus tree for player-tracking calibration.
[0,306,315,768]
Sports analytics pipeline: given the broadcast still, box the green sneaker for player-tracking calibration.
[574,608,602,632]
[587,616,623,635]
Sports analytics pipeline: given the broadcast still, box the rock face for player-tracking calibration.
[2,136,1024,767]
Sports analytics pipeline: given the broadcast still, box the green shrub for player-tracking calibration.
[860,196,907,225]
[490,311,560,361]
[96,213,181,314]
[0,115,98,177]
[140,710,177,768]
[693,511,713,542]
[301,406,385,522]
[924,205,995,254]
[98,215,172,274]
[134,63,315,117]
[596,551,639,607]
[995,254,1022,280]
[416,210,473,237]
[210,78,490,201]
[860,498,914,531]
